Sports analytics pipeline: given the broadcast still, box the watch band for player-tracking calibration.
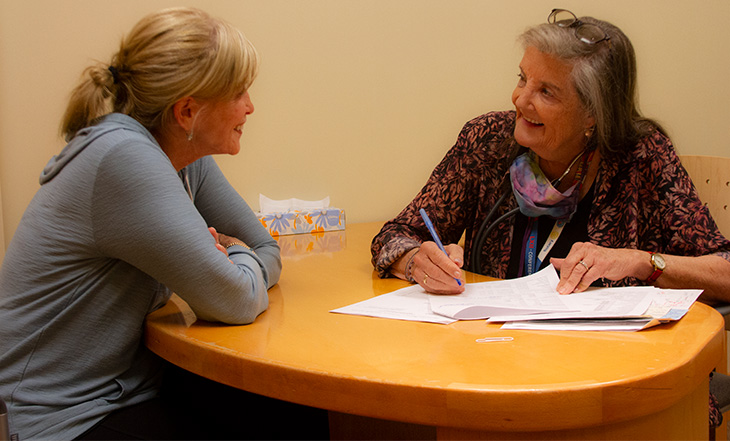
[647,252,664,283]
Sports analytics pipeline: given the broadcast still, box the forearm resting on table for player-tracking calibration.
[655,254,730,305]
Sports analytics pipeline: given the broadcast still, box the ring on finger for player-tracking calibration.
[423,274,429,285]
[578,260,589,271]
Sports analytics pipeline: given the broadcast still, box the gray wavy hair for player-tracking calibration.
[519,15,661,155]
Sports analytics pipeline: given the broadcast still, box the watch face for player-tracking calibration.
[652,253,666,270]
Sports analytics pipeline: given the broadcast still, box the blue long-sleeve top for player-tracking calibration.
[0,113,281,439]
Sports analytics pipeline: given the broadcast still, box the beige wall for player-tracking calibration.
[1,0,729,251]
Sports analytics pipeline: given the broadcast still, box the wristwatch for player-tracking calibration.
[647,252,666,283]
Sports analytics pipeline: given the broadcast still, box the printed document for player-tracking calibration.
[330,265,701,330]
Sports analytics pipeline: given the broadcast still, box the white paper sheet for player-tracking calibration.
[485,286,655,322]
[428,265,574,320]
[330,285,456,324]
[499,288,702,331]
[329,266,702,331]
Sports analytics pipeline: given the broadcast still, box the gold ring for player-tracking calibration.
[423,274,429,285]
[578,260,589,271]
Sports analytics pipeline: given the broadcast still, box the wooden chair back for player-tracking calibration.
[680,155,730,238]
[0,396,9,441]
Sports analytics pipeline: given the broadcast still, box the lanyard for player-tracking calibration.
[520,149,594,276]
[537,219,568,264]
[520,218,568,276]
[518,217,537,277]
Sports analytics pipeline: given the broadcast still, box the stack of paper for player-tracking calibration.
[330,265,702,331]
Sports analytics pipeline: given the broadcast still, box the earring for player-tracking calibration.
[585,127,595,138]
[187,131,193,142]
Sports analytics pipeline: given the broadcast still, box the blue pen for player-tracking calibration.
[419,208,463,286]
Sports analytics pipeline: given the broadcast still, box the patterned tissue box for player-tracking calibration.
[256,208,346,237]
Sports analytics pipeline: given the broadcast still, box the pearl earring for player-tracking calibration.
[187,131,193,141]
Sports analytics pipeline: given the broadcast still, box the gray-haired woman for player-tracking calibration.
[372,9,730,299]
[372,10,730,425]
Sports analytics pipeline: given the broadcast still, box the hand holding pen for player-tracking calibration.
[406,209,464,294]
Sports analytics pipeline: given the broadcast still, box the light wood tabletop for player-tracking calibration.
[145,222,724,440]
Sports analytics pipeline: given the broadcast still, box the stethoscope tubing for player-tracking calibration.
[469,188,519,273]
[467,145,527,274]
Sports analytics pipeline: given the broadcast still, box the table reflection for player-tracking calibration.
[274,229,347,258]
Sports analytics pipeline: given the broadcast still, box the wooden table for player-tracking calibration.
[145,222,724,440]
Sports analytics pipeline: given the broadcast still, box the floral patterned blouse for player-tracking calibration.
[371,109,730,428]
[371,111,730,283]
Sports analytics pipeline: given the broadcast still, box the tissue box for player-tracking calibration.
[256,208,346,237]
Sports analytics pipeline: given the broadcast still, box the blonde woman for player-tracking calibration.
[0,7,326,439]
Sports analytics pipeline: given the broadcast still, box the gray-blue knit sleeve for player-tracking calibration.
[92,141,273,324]
[185,156,281,290]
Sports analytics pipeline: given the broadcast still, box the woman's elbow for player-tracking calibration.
[197,291,269,325]
[193,270,271,324]
[226,296,269,324]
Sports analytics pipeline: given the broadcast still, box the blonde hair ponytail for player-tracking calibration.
[60,64,117,140]
[61,7,258,140]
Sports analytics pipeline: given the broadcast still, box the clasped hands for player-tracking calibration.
[208,227,249,263]
[405,241,648,295]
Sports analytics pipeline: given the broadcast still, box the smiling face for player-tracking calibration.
[193,91,254,157]
[511,46,594,174]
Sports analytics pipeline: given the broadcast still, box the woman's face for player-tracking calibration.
[194,91,255,157]
[511,46,594,166]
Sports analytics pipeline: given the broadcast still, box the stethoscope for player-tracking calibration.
[468,145,525,274]
[468,186,519,274]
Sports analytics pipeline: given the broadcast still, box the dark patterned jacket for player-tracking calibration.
[371,111,730,283]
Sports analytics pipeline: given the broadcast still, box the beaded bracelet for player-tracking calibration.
[225,241,250,250]
[404,247,420,283]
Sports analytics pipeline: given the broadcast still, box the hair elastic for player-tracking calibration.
[108,66,120,84]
